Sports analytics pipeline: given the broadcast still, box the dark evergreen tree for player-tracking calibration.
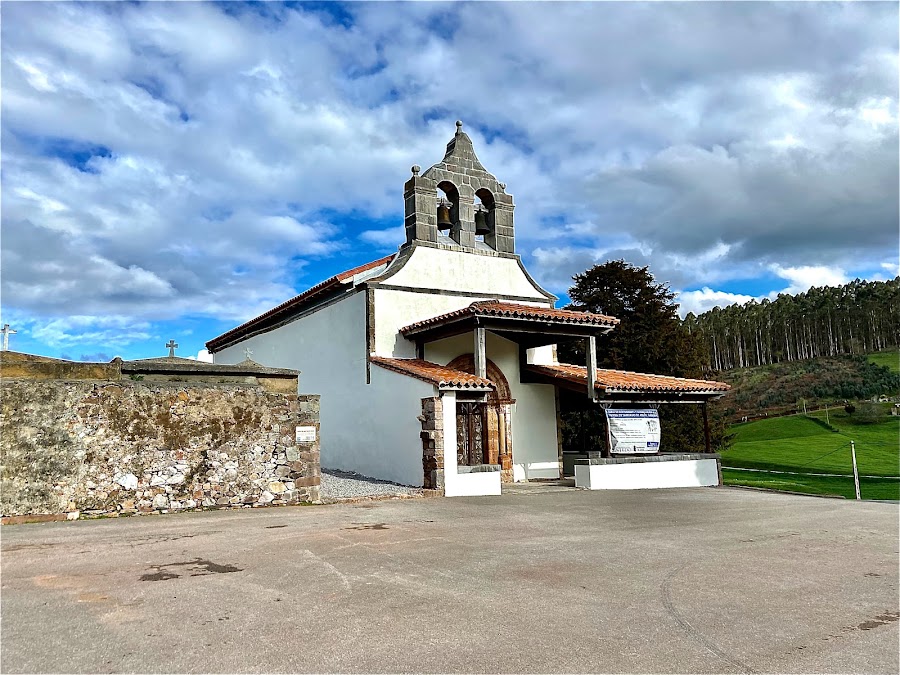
[558,260,728,454]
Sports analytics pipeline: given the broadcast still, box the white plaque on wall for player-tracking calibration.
[605,409,660,454]
[295,425,317,443]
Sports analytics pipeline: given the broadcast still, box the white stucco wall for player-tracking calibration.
[214,291,432,486]
[574,458,721,490]
[373,288,551,358]
[427,332,560,481]
[210,245,563,488]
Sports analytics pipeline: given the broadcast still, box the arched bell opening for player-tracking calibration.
[436,181,460,233]
[474,188,496,244]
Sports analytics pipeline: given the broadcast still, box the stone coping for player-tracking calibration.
[456,464,501,474]
[1,351,299,382]
[575,453,720,465]
[119,357,298,377]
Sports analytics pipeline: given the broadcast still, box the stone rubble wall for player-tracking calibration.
[1,379,320,519]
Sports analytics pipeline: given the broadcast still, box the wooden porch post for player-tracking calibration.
[474,325,487,379]
[586,335,598,400]
[703,401,711,453]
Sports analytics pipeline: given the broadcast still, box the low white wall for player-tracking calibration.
[574,458,720,490]
[441,391,502,497]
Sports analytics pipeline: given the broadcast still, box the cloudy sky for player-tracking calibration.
[2,1,897,361]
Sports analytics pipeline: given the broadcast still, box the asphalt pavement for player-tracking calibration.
[1,486,897,673]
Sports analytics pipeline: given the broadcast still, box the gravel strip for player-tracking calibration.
[320,468,424,501]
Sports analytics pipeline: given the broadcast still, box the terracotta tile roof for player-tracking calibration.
[370,357,495,390]
[401,300,619,335]
[207,255,394,351]
[525,363,730,394]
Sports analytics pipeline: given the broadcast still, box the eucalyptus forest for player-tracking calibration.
[684,278,900,372]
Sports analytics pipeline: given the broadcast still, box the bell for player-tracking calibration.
[474,208,490,235]
[437,201,453,231]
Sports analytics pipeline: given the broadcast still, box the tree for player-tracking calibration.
[558,260,729,453]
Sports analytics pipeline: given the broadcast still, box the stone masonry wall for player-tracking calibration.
[419,396,444,492]
[1,379,320,519]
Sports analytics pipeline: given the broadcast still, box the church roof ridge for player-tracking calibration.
[206,254,394,352]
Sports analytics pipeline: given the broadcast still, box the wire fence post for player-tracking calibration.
[850,441,861,500]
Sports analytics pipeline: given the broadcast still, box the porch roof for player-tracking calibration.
[371,357,495,391]
[400,301,619,345]
[524,363,730,400]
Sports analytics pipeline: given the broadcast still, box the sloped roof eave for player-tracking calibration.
[370,357,495,391]
[401,300,619,336]
[526,363,730,396]
[206,255,395,352]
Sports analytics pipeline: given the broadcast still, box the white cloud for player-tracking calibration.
[677,288,757,317]
[879,261,900,278]
[359,226,405,248]
[1,1,896,355]
[27,315,154,348]
[769,264,849,295]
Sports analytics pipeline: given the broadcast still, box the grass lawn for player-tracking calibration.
[868,349,899,374]
[721,469,899,500]
[722,410,899,500]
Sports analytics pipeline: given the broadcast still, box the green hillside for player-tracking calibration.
[721,410,899,500]
[715,354,900,418]
[869,349,900,374]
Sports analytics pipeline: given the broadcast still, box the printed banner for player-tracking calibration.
[604,409,661,454]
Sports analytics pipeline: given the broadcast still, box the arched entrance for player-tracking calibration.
[446,355,515,483]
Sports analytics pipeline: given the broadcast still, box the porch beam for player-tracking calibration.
[474,325,487,379]
[586,335,598,400]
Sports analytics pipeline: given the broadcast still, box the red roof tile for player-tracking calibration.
[371,357,495,390]
[526,363,730,394]
[207,255,394,351]
[401,300,619,334]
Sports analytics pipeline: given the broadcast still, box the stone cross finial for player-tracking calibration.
[244,347,253,360]
[165,339,178,357]
[1,324,16,351]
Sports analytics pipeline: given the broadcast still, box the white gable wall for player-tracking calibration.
[383,246,550,298]
[214,290,431,486]
[373,246,552,358]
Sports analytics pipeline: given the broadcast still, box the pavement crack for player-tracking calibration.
[302,550,352,591]
[661,565,757,674]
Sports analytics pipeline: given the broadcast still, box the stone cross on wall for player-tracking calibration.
[1,324,16,351]
[166,339,178,357]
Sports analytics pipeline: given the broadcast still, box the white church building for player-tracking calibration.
[207,122,729,496]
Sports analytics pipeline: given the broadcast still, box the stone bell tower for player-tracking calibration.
[403,121,515,254]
